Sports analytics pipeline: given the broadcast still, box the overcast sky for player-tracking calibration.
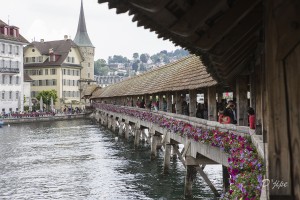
[0,0,178,61]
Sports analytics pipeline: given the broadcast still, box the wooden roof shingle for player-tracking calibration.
[91,55,217,99]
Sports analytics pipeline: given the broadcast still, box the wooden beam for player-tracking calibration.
[208,4,262,57]
[129,0,169,12]
[172,144,186,168]
[185,156,218,165]
[196,165,220,197]
[169,0,226,37]
[195,0,261,50]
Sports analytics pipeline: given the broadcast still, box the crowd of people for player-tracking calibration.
[131,96,255,130]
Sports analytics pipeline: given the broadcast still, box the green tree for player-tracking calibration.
[140,53,150,63]
[132,60,139,72]
[94,59,108,75]
[36,90,58,111]
[133,53,139,60]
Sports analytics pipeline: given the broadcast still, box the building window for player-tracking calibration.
[67,69,70,75]
[45,80,49,86]
[51,69,56,75]
[88,73,90,78]
[9,91,12,99]
[72,57,75,63]
[39,80,42,86]
[16,76,19,84]
[45,69,48,75]
[53,79,56,86]
[9,45,12,54]
[16,61,19,68]
[15,46,19,55]
[32,57,36,63]
[2,75,5,84]
[63,79,66,85]
[38,69,43,75]
[25,57,29,63]
[38,56,43,62]
[76,70,79,76]
[9,76,12,84]
[16,91,19,99]
[32,49,35,52]
[63,69,66,75]
[1,91,4,100]
[1,44,5,53]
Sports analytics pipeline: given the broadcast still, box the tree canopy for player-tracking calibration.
[36,90,58,107]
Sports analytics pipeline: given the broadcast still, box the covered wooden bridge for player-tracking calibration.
[91,0,300,199]
[89,54,265,199]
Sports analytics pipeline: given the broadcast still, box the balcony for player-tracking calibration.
[0,67,20,74]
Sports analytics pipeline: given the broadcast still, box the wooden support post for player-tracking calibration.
[107,115,111,129]
[151,135,158,160]
[175,92,182,114]
[173,144,185,168]
[166,92,172,113]
[208,86,217,121]
[222,166,230,193]
[118,121,124,136]
[184,165,197,198]
[189,89,197,117]
[236,76,248,126]
[171,145,178,159]
[134,125,141,147]
[217,91,223,103]
[112,117,116,132]
[196,165,220,197]
[125,122,130,140]
[163,144,171,174]
[156,135,163,149]
[158,94,164,111]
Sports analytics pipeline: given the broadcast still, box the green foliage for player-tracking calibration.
[132,61,139,72]
[94,59,109,76]
[133,53,139,59]
[36,90,58,107]
[108,55,129,64]
[140,53,150,63]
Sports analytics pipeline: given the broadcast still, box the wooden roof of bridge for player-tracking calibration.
[97,0,263,84]
[91,55,217,98]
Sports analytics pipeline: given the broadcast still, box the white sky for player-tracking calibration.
[0,0,178,61]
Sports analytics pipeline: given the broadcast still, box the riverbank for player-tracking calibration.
[2,113,89,125]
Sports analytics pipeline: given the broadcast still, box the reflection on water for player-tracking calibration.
[0,119,222,199]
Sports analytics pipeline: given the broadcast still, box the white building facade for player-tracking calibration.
[0,20,28,114]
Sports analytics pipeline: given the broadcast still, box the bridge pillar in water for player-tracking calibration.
[118,120,124,136]
[163,144,172,174]
[184,165,198,198]
[134,124,141,147]
[151,134,159,160]
[236,76,248,126]
[208,86,217,121]
[107,115,111,129]
[189,90,197,117]
[112,117,117,133]
[125,120,130,140]
[222,166,230,192]
[171,145,178,159]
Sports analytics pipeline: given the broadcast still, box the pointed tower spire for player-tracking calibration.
[74,0,93,47]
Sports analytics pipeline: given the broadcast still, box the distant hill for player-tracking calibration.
[94,48,189,76]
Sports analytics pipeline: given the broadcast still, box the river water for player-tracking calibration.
[0,119,222,200]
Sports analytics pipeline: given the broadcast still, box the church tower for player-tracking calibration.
[74,0,95,88]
